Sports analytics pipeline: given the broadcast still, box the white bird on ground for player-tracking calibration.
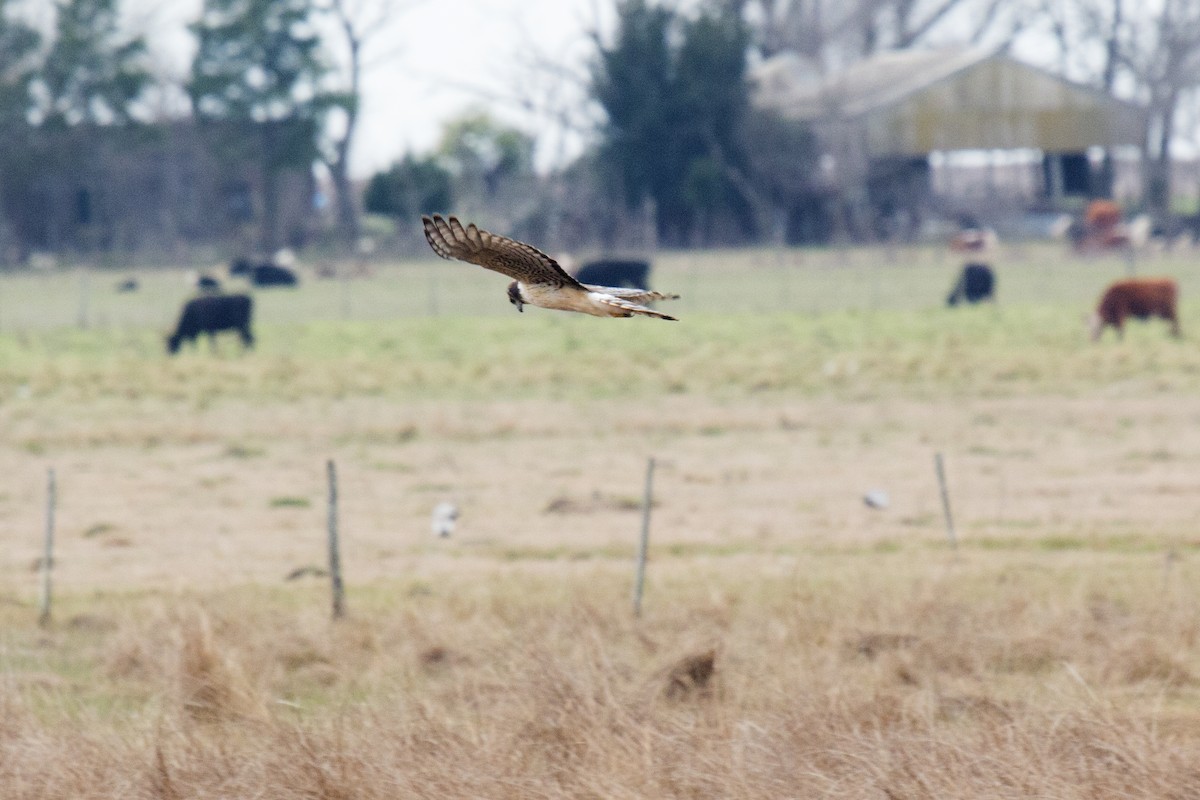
[431,502,459,538]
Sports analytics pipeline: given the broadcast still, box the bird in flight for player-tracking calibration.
[421,214,680,320]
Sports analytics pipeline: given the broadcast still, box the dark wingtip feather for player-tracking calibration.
[422,214,455,260]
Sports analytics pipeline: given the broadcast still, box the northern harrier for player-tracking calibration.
[421,214,680,320]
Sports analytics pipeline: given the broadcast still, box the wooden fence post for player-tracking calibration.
[327,460,345,619]
[38,468,56,627]
[632,457,655,618]
[934,452,958,551]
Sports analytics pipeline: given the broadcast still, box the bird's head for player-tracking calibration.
[507,281,524,312]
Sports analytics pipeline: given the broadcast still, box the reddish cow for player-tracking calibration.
[949,228,997,254]
[1089,277,1180,341]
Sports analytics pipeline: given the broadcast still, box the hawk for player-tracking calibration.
[421,214,680,320]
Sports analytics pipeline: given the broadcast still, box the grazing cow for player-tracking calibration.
[167,294,254,355]
[250,263,297,287]
[115,278,139,293]
[1067,199,1144,253]
[574,259,652,290]
[1089,277,1180,341]
[946,263,996,306]
[229,259,299,287]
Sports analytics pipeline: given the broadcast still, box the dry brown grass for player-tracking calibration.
[4,557,1200,798]
[3,391,1200,594]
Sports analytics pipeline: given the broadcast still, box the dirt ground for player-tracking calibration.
[3,388,1197,594]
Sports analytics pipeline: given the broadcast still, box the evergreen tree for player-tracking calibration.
[591,1,753,244]
[363,153,453,219]
[189,0,340,252]
[0,1,39,133]
[32,0,149,129]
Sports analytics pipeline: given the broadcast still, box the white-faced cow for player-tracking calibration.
[1089,277,1180,341]
[167,294,255,355]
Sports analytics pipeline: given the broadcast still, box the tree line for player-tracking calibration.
[0,0,1197,262]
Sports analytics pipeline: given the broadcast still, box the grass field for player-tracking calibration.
[3,241,1200,796]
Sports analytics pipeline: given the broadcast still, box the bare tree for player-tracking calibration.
[1120,1,1200,212]
[317,0,423,248]
[1024,0,1200,214]
[741,0,1023,65]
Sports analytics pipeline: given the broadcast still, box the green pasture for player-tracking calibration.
[1,241,1199,403]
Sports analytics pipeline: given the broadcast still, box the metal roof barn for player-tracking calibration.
[751,48,1148,241]
[753,47,1146,157]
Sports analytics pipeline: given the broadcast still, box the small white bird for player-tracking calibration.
[422,214,680,320]
[863,490,890,510]
[431,502,459,538]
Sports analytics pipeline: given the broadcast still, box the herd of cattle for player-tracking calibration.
[941,261,1179,341]
[151,251,1182,355]
[121,257,299,355]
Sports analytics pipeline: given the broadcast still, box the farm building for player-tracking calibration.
[0,121,319,267]
[751,47,1147,242]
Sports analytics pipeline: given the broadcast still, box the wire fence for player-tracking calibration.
[2,239,1198,614]
[0,240,1194,334]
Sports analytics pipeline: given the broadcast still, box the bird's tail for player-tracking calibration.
[595,294,678,320]
[584,284,681,304]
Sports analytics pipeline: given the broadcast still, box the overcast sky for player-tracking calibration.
[104,1,1193,179]
[127,0,612,179]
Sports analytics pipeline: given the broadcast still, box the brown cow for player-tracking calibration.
[949,228,997,254]
[1089,277,1180,341]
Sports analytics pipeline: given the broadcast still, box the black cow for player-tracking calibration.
[946,263,995,306]
[167,294,254,355]
[574,259,651,290]
[250,264,297,287]
[229,259,299,287]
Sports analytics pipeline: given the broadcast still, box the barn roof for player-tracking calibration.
[752,47,1147,155]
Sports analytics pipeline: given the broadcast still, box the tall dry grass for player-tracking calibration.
[4,556,1200,798]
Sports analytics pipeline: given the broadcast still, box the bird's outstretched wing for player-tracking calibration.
[422,214,584,289]
[582,285,680,304]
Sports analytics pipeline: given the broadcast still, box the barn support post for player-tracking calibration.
[326,459,345,619]
[934,452,958,550]
[632,457,655,618]
[38,468,56,627]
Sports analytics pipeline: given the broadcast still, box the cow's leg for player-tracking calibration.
[207,332,218,353]
[946,278,963,306]
[1168,313,1182,338]
[240,326,255,350]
